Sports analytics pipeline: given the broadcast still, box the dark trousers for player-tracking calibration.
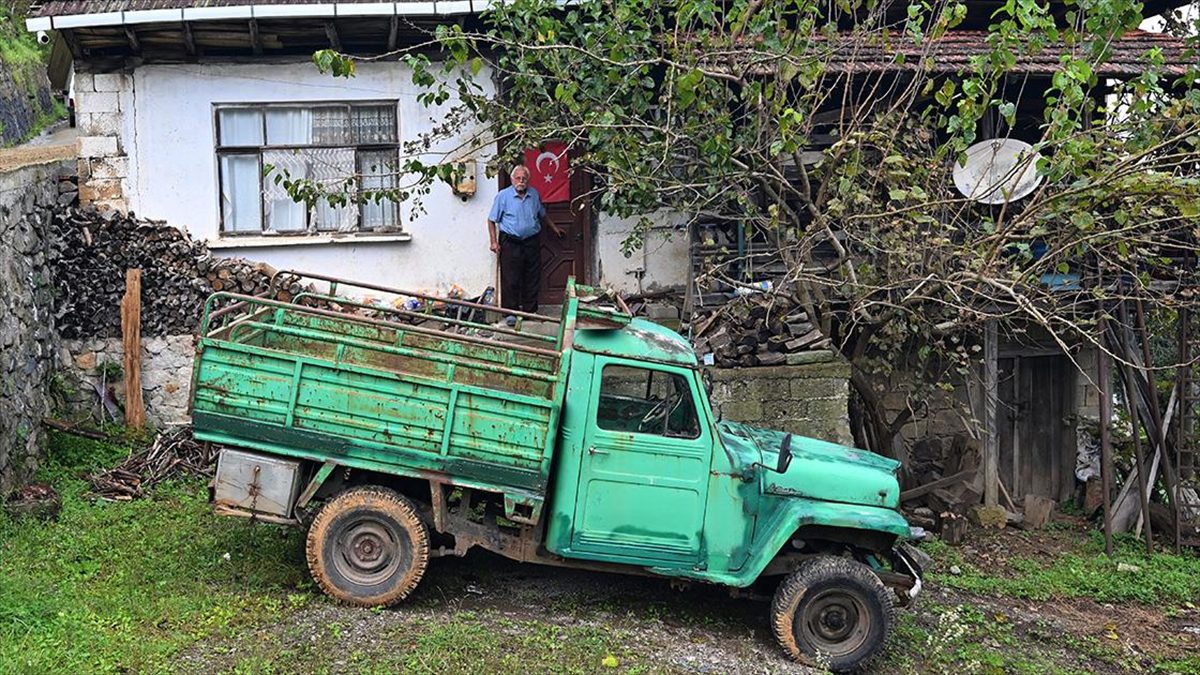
[500,233,541,313]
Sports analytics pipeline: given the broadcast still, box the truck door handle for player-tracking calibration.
[588,446,608,456]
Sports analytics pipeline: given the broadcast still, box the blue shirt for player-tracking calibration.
[488,186,546,239]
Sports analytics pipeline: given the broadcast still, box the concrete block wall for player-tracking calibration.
[0,161,71,495]
[707,351,854,445]
[73,71,130,212]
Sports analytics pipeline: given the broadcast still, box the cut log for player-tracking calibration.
[1023,494,1055,529]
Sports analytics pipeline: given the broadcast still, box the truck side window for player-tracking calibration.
[596,365,700,438]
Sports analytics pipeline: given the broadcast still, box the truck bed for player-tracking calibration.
[190,277,573,513]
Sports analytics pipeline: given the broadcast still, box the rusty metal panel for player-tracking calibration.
[191,286,568,501]
[213,448,302,517]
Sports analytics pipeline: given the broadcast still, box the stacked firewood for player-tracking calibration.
[87,426,216,501]
[51,206,303,338]
[691,293,830,367]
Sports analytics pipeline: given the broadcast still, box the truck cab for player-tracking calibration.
[194,272,921,672]
[545,319,913,588]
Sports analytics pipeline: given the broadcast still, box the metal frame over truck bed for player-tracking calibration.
[191,270,629,526]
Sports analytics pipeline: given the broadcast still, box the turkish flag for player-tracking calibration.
[524,142,570,204]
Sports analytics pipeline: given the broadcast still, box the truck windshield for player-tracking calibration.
[596,365,700,438]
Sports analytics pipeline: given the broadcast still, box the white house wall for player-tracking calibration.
[595,212,690,294]
[114,61,498,296]
[78,59,696,297]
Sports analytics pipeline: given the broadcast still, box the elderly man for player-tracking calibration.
[487,165,564,325]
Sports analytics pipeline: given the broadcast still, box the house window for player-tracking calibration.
[215,102,400,236]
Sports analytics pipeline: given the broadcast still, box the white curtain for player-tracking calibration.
[263,149,309,233]
[309,148,357,232]
[352,105,398,144]
[359,150,399,231]
[218,109,262,146]
[219,154,261,232]
[265,108,312,145]
[313,107,350,145]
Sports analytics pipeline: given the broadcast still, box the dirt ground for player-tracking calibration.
[172,524,1199,674]
[0,124,76,172]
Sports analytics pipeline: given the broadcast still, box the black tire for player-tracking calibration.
[770,556,894,672]
[306,486,429,607]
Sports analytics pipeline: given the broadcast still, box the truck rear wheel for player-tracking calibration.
[306,486,429,607]
[770,556,894,672]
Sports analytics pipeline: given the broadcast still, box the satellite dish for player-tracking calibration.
[952,138,1044,204]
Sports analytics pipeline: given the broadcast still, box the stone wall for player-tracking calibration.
[58,335,195,429]
[0,160,70,495]
[706,350,853,445]
[0,34,55,146]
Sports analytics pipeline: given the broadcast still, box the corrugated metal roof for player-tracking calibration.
[818,30,1197,77]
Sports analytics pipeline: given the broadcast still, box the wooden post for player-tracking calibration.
[1135,298,1182,554]
[984,322,999,508]
[1097,314,1114,557]
[1116,300,1154,554]
[121,269,145,429]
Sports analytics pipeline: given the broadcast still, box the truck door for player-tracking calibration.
[570,357,712,565]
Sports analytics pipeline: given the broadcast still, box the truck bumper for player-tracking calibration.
[884,544,924,606]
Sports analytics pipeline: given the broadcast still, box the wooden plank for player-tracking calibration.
[246,20,259,56]
[121,269,145,429]
[900,470,977,502]
[324,20,342,51]
[984,322,999,507]
[1097,314,1114,557]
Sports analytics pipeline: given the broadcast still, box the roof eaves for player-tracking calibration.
[25,1,486,30]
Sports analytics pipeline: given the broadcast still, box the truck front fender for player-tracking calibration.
[736,497,912,586]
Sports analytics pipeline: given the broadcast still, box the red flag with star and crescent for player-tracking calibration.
[524,143,570,204]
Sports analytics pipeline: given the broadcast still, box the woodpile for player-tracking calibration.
[87,426,216,501]
[51,206,303,338]
[690,292,829,367]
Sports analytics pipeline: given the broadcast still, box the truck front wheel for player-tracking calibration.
[770,556,894,672]
[306,486,429,607]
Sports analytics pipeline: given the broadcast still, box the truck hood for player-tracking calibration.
[717,421,901,509]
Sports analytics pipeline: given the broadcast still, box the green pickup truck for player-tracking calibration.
[191,271,921,671]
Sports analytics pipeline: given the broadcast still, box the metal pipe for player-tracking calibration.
[291,291,556,344]
[203,291,561,359]
[283,269,560,324]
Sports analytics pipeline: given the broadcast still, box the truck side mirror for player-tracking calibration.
[777,434,793,473]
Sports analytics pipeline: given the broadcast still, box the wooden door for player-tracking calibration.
[998,355,1076,502]
[539,169,591,304]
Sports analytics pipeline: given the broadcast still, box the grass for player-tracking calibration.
[922,534,1200,606]
[0,431,306,673]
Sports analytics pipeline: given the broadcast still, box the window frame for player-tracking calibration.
[213,100,402,238]
[594,362,703,440]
